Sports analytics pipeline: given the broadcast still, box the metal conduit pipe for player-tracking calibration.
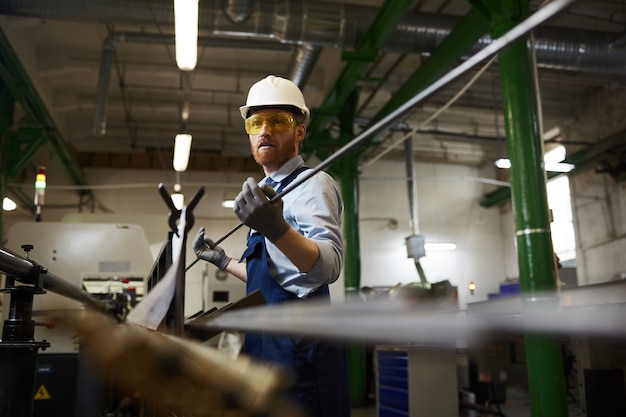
[92,35,115,137]
[290,44,322,89]
[223,0,253,24]
[0,0,624,75]
[180,72,192,126]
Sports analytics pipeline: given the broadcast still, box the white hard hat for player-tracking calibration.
[239,75,310,120]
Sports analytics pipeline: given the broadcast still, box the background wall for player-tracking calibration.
[564,85,626,285]
[4,82,626,314]
[4,158,509,312]
[359,160,509,309]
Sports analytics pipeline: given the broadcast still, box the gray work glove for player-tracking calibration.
[192,227,231,270]
[233,177,290,242]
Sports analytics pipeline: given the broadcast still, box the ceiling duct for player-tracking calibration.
[223,0,253,24]
[0,0,626,75]
[290,44,322,89]
[1,0,624,75]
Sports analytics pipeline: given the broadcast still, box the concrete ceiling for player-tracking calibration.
[0,0,624,179]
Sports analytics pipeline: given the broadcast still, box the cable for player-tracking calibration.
[360,55,497,169]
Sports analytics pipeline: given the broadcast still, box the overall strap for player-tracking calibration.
[276,165,309,193]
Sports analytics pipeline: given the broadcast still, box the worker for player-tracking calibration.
[193,75,351,417]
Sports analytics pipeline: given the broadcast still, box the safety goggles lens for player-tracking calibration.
[245,113,298,134]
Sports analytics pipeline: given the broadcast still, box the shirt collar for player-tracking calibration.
[266,155,304,184]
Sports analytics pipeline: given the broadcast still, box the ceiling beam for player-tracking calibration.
[0,27,91,195]
[303,0,415,158]
[480,128,626,207]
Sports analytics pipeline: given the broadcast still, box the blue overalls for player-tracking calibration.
[240,167,351,417]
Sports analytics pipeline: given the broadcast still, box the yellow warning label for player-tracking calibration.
[34,384,51,400]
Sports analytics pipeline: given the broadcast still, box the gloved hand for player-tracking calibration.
[233,177,290,242]
[192,227,231,270]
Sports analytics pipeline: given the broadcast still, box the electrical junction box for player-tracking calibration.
[405,234,426,259]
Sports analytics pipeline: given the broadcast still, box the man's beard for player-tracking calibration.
[251,131,299,168]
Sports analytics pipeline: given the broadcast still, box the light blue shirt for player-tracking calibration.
[258,155,344,298]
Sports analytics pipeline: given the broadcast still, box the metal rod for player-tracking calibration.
[0,247,39,283]
[0,247,105,311]
[404,137,419,235]
[201,0,575,250]
[276,0,576,199]
[193,292,626,345]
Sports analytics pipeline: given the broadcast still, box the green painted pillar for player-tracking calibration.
[337,152,368,407]
[480,0,568,415]
[330,89,368,407]
[0,80,15,243]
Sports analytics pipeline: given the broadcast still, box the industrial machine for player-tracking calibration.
[1,222,154,417]
[0,185,283,417]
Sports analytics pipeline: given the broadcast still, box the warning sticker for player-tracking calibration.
[34,384,51,400]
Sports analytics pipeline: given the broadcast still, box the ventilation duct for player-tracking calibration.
[1,0,624,76]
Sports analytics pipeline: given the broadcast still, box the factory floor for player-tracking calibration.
[496,386,585,417]
[349,386,585,417]
[350,404,377,417]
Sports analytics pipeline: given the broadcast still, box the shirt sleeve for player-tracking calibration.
[266,171,344,297]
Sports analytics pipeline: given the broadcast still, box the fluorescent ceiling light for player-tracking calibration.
[174,0,199,71]
[496,159,574,173]
[173,133,192,172]
[171,193,184,210]
[3,197,17,211]
[496,145,574,172]
[495,158,511,169]
[545,163,575,173]
[424,242,456,251]
[544,144,566,164]
[221,199,235,208]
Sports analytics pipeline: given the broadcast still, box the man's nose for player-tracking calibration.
[258,121,272,134]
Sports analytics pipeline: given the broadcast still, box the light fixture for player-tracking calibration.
[173,133,192,172]
[544,162,575,173]
[172,192,184,210]
[3,197,17,211]
[543,145,574,172]
[221,199,235,208]
[174,0,199,71]
[171,183,184,209]
[468,281,476,295]
[424,242,457,251]
[495,144,575,173]
[495,158,511,169]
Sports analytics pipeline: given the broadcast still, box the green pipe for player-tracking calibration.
[370,8,489,127]
[305,0,415,148]
[493,1,568,415]
[331,89,368,407]
[0,27,90,192]
[339,153,361,297]
[337,153,368,407]
[8,128,47,177]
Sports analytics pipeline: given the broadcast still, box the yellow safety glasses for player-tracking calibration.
[244,112,298,135]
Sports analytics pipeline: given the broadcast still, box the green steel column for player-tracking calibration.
[331,89,367,407]
[483,0,568,416]
[338,152,362,301]
[0,80,15,243]
[370,8,489,126]
[337,151,368,406]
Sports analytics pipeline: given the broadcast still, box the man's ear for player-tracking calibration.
[295,124,306,144]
